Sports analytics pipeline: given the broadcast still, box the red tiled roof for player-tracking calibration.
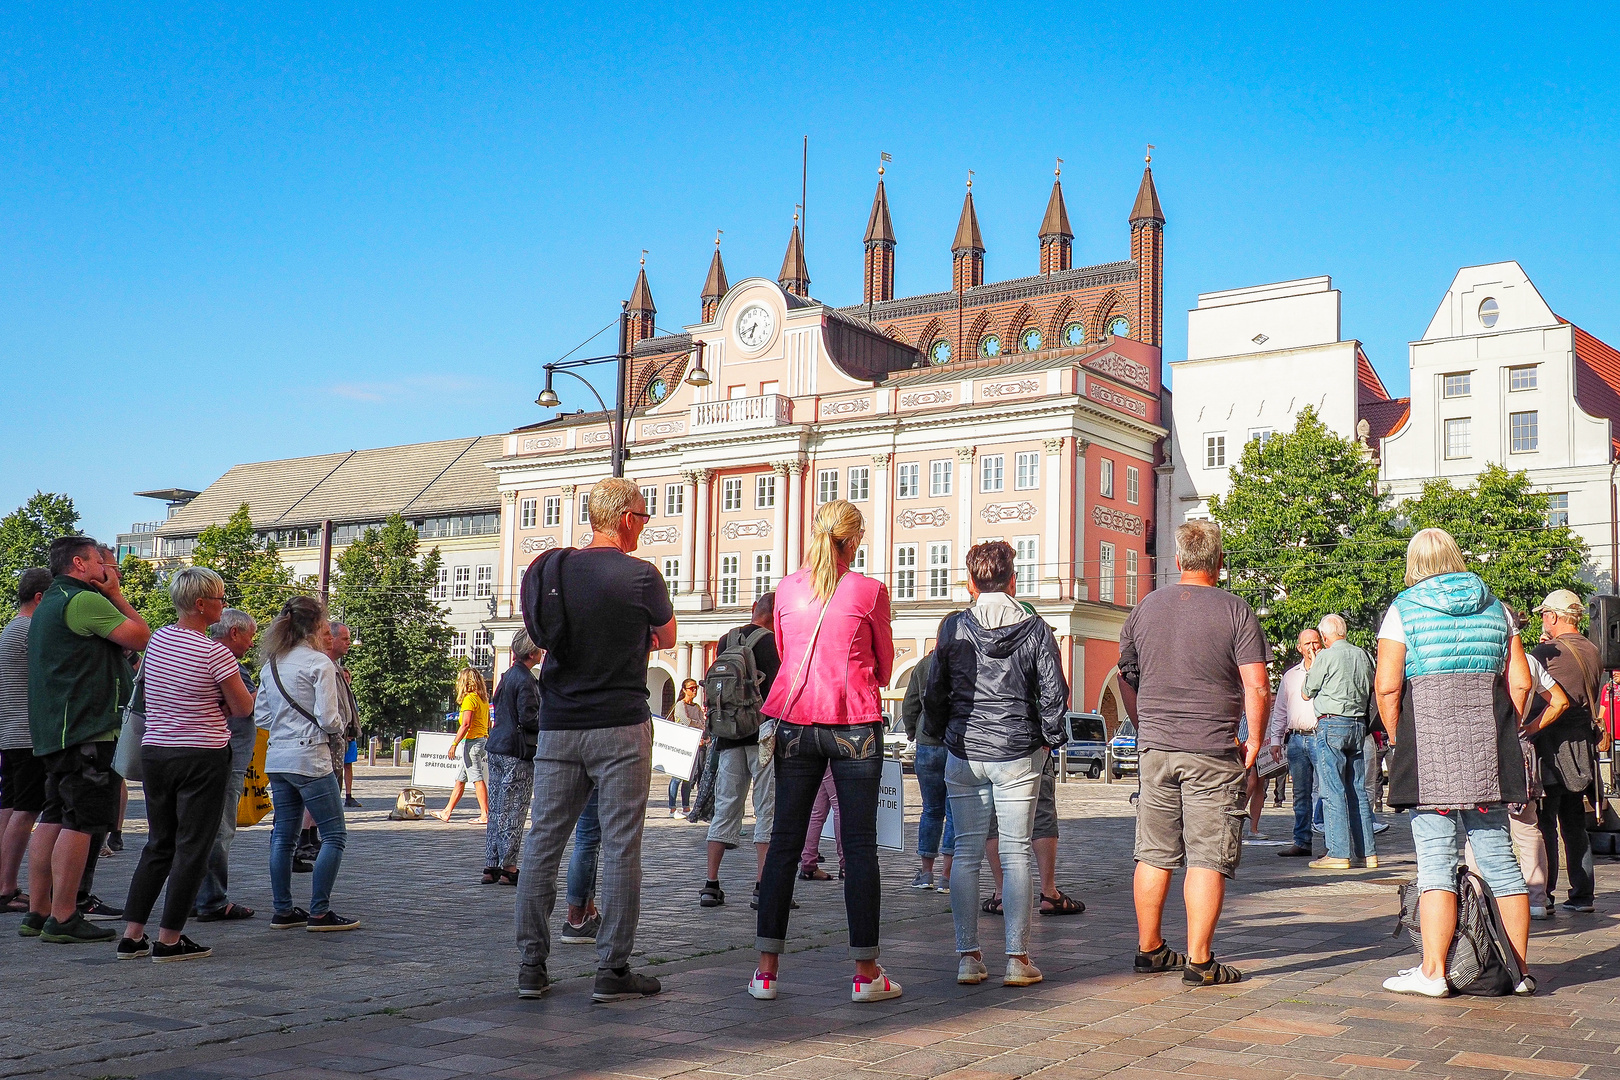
[1360,397,1409,446]
[1356,347,1390,404]
[1562,317,1620,458]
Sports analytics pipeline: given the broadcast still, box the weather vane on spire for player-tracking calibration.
[1146,144,1155,164]
[879,151,891,176]
[1055,157,1064,177]
[714,230,722,248]
[966,168,974,190]
[640,249,648,267]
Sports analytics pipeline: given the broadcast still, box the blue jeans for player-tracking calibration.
[196,715,257,914]
[914,744,956,859]
[269,771,347,917]
[565,788,600,909]
[1411,805,1526,897]
[947,750,1043,957]
[1316,716,1377,861]
[1286,732,1319,849]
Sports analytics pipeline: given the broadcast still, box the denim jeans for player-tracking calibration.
[667,777,691,811]
[914,744,956,859]
[268,770,348,917]
[757,721,883,960]
[1285,731,1319,849]
[946,750,1042,957]
[1411,805,1526,897]
[1315,716,1376,861]
[566,788,600,909]
[196,716,257,915]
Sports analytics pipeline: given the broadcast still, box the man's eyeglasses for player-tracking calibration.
[627,511,652,521]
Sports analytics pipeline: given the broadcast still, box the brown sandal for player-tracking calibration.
[1039,891,1085,915]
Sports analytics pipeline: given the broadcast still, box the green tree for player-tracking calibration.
[191,504,303,632]
[1209,408,1406,671]
[0,492,81,622]
[1400,464,1589,640]
[118,554,177,633]
[332,514,456,739]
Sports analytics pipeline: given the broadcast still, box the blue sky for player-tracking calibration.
[3,3,1616,543]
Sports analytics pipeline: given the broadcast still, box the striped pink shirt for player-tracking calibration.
[140,625,237,749]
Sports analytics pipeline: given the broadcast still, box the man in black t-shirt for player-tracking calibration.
[515,478,676,1003]
[700,592,780,909]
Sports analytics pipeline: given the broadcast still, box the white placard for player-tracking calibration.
[651,718,704,783]
[410,731,461,790]
[820,758,905,854]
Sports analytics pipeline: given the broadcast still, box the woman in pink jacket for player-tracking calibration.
[749,499,899,1004]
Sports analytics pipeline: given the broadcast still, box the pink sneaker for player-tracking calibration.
[851,969,902,1002]
[748,969,777,1000]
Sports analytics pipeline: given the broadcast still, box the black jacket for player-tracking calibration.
[488,664,542,761]
[901,652,941,746]
[922,607,1069,761]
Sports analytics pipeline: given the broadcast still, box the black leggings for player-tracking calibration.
[122,746,231,933]
[756,721,883,960]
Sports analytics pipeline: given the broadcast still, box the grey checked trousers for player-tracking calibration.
[516,721,651,974]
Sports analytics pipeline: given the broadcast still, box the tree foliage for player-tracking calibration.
[1209,408,1405,671]
[191,504,305,633]
[118,554,177,633]
[0,492,81,623]
[332,515,456,739]
[1401,464,1588,641]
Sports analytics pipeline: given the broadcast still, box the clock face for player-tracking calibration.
[736,304,774,350]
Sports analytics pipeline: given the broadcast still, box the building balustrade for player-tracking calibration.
[690,394,793,432]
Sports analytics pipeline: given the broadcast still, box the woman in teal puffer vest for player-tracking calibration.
[1375,528,1533,998]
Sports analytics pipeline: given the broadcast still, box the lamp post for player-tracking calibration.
[1610,455,1619,591]
[536,316,711,479]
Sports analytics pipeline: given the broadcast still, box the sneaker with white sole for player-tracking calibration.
[561,914,601,944]
[116,935,151,960]
[908,871,935,890]
[1004,956,1043,986]
[151,935,212,963]
[748,969,778,999]
[1530,905,1552,920]
[305,911,360,932]
[1383,966,1449,997]
[852,969,902,1002]
[957,954,988,984]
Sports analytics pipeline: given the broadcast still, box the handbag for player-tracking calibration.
[112,668,146,782]
[237,728,273,826]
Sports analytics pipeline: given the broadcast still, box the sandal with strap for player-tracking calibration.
[1182,955,1244,986]
[981,894,1003,916]
[501,868,519,886]
[480,867,501,885]
[1039,891,1085,916]
[1,890,29,913]
[1134,942,1186,974]
[799,867,832,881]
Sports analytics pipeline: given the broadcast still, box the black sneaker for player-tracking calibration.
[40,914,117,943]
[593,967,661,1002]
[1562,899,1597,913]
[344,796,362,808]
[79,895,123,920]
[270,908,310,930]
[152,935,211,962]
[699,882,724,907]
[306,911,361,932]
[292,858,314,874]
[116,935,152,960]
[518,963,551,999]
[18,911,45,937]
[107,831,124,853]
[560,913,601,944]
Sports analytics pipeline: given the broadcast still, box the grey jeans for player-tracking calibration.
[516,722,651,974]
[195,715,257,915]
[946,749,1043,957]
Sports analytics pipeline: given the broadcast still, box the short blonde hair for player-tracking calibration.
[1405,527,1467,588]
[587,477,644,535]
[170,566,225,616]
[1175,520,1223,575]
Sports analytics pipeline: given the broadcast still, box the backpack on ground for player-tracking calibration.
[389,787,427,821]
[703,627,769,741]
[520,547,575,658]
[1393,865,1520,996]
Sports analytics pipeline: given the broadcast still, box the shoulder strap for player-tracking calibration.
[270,657,321,726]
[1557,633,1599,706]
[742,626,769,650]
[776,575,844,724]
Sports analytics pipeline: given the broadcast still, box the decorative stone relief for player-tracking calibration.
[1083,349,1153,391]
[1092,505,1144,536]
[955,445,977,462]
[897,508,950,529]
[899,388,953,408]
[1043,438,1065,454]
[520,435,564,452]
[519,535,558,554]
[979,379,1041,399]
[580,429,613,445]
[820,398,871,418]
[640,419,686,438]
[720,520,772,540]
[641,526,680,545]
[979,502,1039,523]
[870,452,892,468]
[560,484,577,497]
[1087,379,1149,420]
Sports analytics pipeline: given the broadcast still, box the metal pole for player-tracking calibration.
[1610,457,1618,590]
[317,518,334,606]
[613,302,629,478]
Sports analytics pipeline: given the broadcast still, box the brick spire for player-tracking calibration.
[627,255,656,342]
[1130,148,1165,348]
[701,232,728,322]
[779,211,810,297]
[863,164,895,305]
[951,173,984,292]
[1039,162,1073,275]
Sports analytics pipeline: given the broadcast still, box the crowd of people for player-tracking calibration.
[0,483,1610,1006]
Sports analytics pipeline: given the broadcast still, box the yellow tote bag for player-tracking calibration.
[237,728,273,827]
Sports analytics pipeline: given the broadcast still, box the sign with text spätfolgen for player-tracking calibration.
[821,758,905,854]
[651,718,704,783]
[411,731,461,790]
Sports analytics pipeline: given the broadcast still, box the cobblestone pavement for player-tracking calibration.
[8,766,1620,1079]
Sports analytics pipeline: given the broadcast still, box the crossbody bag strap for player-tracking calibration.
[269,657,322,728]
[777,575,844,725]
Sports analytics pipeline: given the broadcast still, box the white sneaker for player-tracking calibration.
[1373,821,1390,835]
[957,954,988,984]
[1383,966,1449,997]
[1530,905,1551,920]
[671,810,687,820]
[1004,956,1043,986]
[748,969,777,1000]
[852,968,902,1002]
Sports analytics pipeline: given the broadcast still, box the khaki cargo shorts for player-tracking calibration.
[1133,747,1248,878]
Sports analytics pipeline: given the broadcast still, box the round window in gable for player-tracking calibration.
[1106,315,1130,338]
[647,377,669,403]
[1063,321,1084,347]
[979,335,1002,358]
[929,339,952,365]
[1479,297,1500,329]
[1019,327,1043,352]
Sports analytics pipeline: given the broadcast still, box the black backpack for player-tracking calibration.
[703,627,769,741]
[520,548,575,660]
[1394,866,1521,996]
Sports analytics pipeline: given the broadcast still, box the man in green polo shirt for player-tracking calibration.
[22,536,150,943]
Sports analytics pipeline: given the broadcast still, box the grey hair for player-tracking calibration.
[511,630,539,662]
[1174,520,1223,575]
[208,608,256,640]
[329,621,350,636]
[169,566,225,616]
[1316,613,1348,640]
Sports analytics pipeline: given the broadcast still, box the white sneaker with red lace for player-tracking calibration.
[748,969,777,1000]
[851,968,903,1002]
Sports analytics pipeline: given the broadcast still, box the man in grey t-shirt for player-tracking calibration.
[1118,521,1270,987]
[0,568,53,911]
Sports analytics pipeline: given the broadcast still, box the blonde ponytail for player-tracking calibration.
[805,499,864,600]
